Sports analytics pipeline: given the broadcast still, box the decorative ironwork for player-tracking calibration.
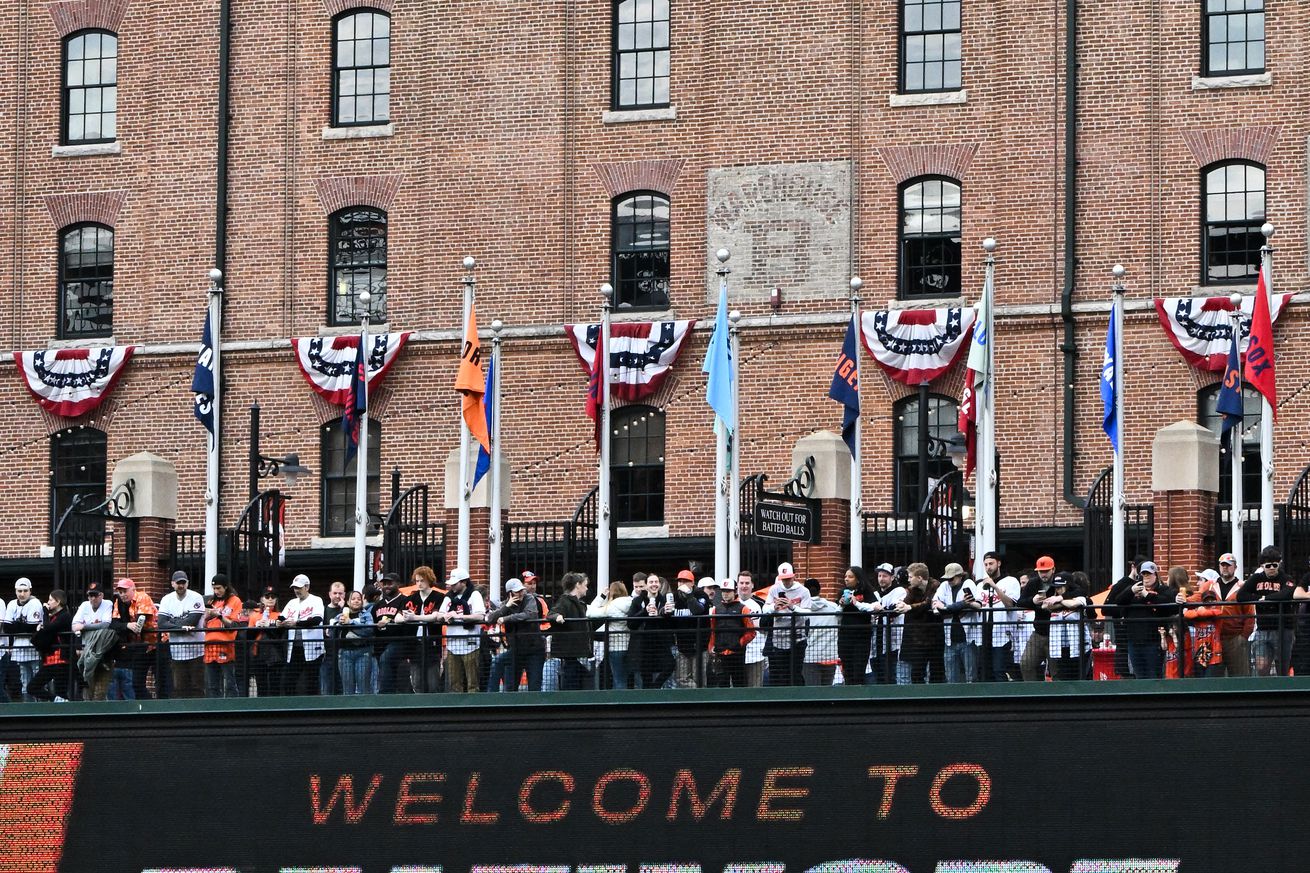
[1278,462,1310,573]
[226,490,286,600]
[1082,467,1155,593]
[918,468,969,571]
[861,510,916,569]
[780,456,817,498]
[503,487,601,599]
[739,474,793,579]
[381,482,446,587]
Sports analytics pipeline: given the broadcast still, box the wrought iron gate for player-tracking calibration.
[52,480,133,594]
[1082,467,1154,592]
[1278,463,1310,573]
[918,469,970,572]
[226,489,286,598]
[503,487,600,598]
[381,483,446,585]
[739,474,793,579]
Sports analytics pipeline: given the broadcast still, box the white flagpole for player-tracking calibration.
[1228,299,1245,580]
[458,257,476,572]
[728,308,742,581]
[1259,223,1275,550]
[489,319,504,604]
[974,239,998,579]
[204,269,223,595]
[598,284,614,589]
[848,277,864,568]
[1111,265,1126,583]
[352,293,371,592]
[713,255,730,582]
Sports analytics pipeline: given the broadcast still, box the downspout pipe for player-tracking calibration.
[1061,0,1084,508]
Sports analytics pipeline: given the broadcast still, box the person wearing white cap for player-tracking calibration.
[438,568,485,692]
[763,562,811,686]
[5,578,42,701]
[279,574,325,695]
[1213,553,1250,677]
[486,577,549,692]
[708,579,755,688]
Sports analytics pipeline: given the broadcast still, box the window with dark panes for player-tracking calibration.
[1202,161,1264,285]
[612,193,670,309]
[333,10,391,126]
[1199,384,1263,506]
[1203,0,1264,76]
[901,0,960,92]
[900,177,962,298]
[329,207,387,324]
[320,418,381,537]
[62,30,118,145]
[59,224,114,339]
[613,0,670,109]
[612,406,665,525]
[894,395,960,514]
[50,427,107,537]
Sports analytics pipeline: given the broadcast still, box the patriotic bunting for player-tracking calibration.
[565,320,696,403]
[292,332,409,407]
[1153,294,1291,372]
[859,308,977,385]
[15,346,136,418]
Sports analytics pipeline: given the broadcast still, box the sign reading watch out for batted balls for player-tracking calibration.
[755,499,819,543]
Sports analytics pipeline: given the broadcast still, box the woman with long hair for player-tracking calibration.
[836,566,877,685]
[589,581,633,689]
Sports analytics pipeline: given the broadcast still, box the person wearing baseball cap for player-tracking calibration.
[157,568,207,698]
[1211,553,1251,676]
[764,562,811,686]
[438,568,486,693]
[110,577,157,701]
[707,578,754,688]
[279,574,326,696]
[932,562,983,683]
[1107,558,1175,679]
[1015,556,1058,681]
[6,578,43,701]
[71,581,116,700]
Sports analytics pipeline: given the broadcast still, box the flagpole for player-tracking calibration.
[713,251,730,583]
[352,291,372,592]
[598,283,614,590]
[458,257,476,573]
[1228,298,1245,579]
[1111,264,1126,583]
[848,277,864,568]
[974,239,998,579]
[489,319,504,604]
[728,308,742,581]
[204,268,223,595]
[1258,222,1275,550]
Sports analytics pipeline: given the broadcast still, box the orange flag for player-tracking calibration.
[455,304,491,452]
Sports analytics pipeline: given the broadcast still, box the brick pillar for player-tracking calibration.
[789,432,853,599]
[111,452,178,603]
[1151,422,1219,572]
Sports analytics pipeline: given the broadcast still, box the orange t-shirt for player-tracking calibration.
[247,607,281,658]
[204,595,245,664]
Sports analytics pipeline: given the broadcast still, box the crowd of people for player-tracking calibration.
[1,544,1307,701]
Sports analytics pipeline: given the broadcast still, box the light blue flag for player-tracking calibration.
[702,280,734,431]
[1101,302,1118,453]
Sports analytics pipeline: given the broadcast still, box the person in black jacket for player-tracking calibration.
[1238,545,1297,675]
[552,573,593,691]
[486,578,548,692]
[628,575,674,689]
[670,570,711,688]
[1107,560,1176,679]
[28,591,76,702]
[837,566,878,685]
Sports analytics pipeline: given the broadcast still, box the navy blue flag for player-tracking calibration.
[472,355,496,488]
[1101,303,1118,453]
[191,314,215,438]
[343,331,367,462]
[1216,321,1244,448]
[827,315,860,456]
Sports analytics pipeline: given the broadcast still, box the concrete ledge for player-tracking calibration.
[889,89,967,107]
[618,524,669,540]
[322,123,394,140]
[310,535,382,549]
[51,142,121,158]
[1191,72,1271,90]
[602,106,677,124]
[47,336,116,349]
[318,322,391,337]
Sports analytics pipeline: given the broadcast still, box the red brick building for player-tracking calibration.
[0,0,1305,597]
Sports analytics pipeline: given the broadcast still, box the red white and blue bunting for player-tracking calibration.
[292,332,410,407]
[565,320,697,402]
[1154,294,1292,372]
[860,308,976,385]
[14,346,136,418]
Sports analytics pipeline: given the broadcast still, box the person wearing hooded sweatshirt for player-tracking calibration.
[1183,574,1225,678]
[802,578,841,686]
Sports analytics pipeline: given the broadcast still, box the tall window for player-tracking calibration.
[900,177,961,298]
[612,192,670,309]
[333,10,391,126]
[59,224,114,339]
[62,30,118,144]
[1203,161,1264,285]
[329,207,387,324]
[50,427,107,537]
[901,0,961,92]
[321,418,381,537]
[894,395,960,514]
[1199,384,1262,505]
[612,406,665,525]
[1203,0,1264,76]
[612,0,670,109]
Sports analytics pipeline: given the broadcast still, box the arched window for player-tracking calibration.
[50,427,107,537]
[320,417,381,537]
[900,0,961,92]
[333,10,391,126]
[329,207,387,324]
[899,177,962,298]
[62,30,118,144]
[59,223,114,339]
[612,405,665,525]
[1203,161,1264,285]
[611,192,670,309]
[893,394,960,514]
[1203,0,1264,76]
[1199,383,1262,505]
[612,0,670,109]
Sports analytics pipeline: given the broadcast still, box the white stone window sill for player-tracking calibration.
[602,106,678,124]
[611,308,674,322]
[52,142,121,158]
[311,535,383,549]
[48,336,116,349]
[318,322,391,337]
[888,296,966,309]
[1190,284,1256,295]
[889,89,967,107]
[1191,73,1271,90]
[322,123,394,140]
[618,524,670,540]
